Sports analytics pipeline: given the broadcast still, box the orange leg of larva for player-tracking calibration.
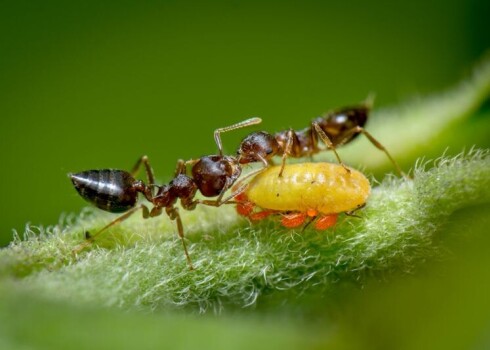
[281,212,308,228]
[235,192,254,217]
[249,210,275,221]
[236,201,254,216]
[233,192,248,202]
[314,214,339,230]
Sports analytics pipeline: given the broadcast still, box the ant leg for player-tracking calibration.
[72,204,151,254]
[359,127,407,178]
[166,206,194,270]
[183,158,200,168]
[345,203,367,218]
[301,208,319,231]
[214,117,262,156]
[345,126,407,178]
[173,158,203,177]
[174,159,187,176]
[131,155,156,185]
[278,129,294,177]
[312,122,350,173]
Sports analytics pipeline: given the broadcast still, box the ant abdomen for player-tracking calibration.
[70,170,140,213]
[313,105,368,145]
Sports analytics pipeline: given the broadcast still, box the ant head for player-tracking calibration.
[191,155,242,197]
[237,131,279,164]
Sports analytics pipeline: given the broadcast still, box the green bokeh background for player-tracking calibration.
[0,0,488,246]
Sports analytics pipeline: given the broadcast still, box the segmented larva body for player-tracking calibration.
[236,162,370,230]
[246,163,370,214]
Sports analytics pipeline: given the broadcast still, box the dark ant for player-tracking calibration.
[234,97,406,177]
[70,118,263,270]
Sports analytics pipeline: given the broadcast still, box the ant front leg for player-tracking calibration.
[131,155,156,185]
[72,204,151,255]
[166,206,194,270]
[312,122,350,174]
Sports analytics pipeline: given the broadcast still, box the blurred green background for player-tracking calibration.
[0,0,488,246]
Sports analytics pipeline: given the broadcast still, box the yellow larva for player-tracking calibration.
[246,162,370,214]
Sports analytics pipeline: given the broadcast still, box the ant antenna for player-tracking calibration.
[214,117,262,156]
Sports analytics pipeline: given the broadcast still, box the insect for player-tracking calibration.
[69,118,263,269]
[235,98,406,178]
[234,162,371,230]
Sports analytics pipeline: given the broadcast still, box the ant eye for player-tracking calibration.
[266,148,273,155]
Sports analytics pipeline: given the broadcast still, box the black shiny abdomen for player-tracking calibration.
[70,170,138,213]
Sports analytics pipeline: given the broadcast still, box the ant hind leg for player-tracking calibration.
[355,127,408,178]
[72,204,151,255]
[166,206,194,270]
[312,122,350,174]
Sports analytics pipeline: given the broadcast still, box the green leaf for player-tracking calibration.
[1,55,490,349]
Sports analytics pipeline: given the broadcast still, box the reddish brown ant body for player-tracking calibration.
[192,99,404,198]
[235,99,405,177]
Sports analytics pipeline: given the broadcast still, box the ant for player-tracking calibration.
[70,118,263,270]
[234,97,406,178]
[175,99,404,230]
[185,98,405,216]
